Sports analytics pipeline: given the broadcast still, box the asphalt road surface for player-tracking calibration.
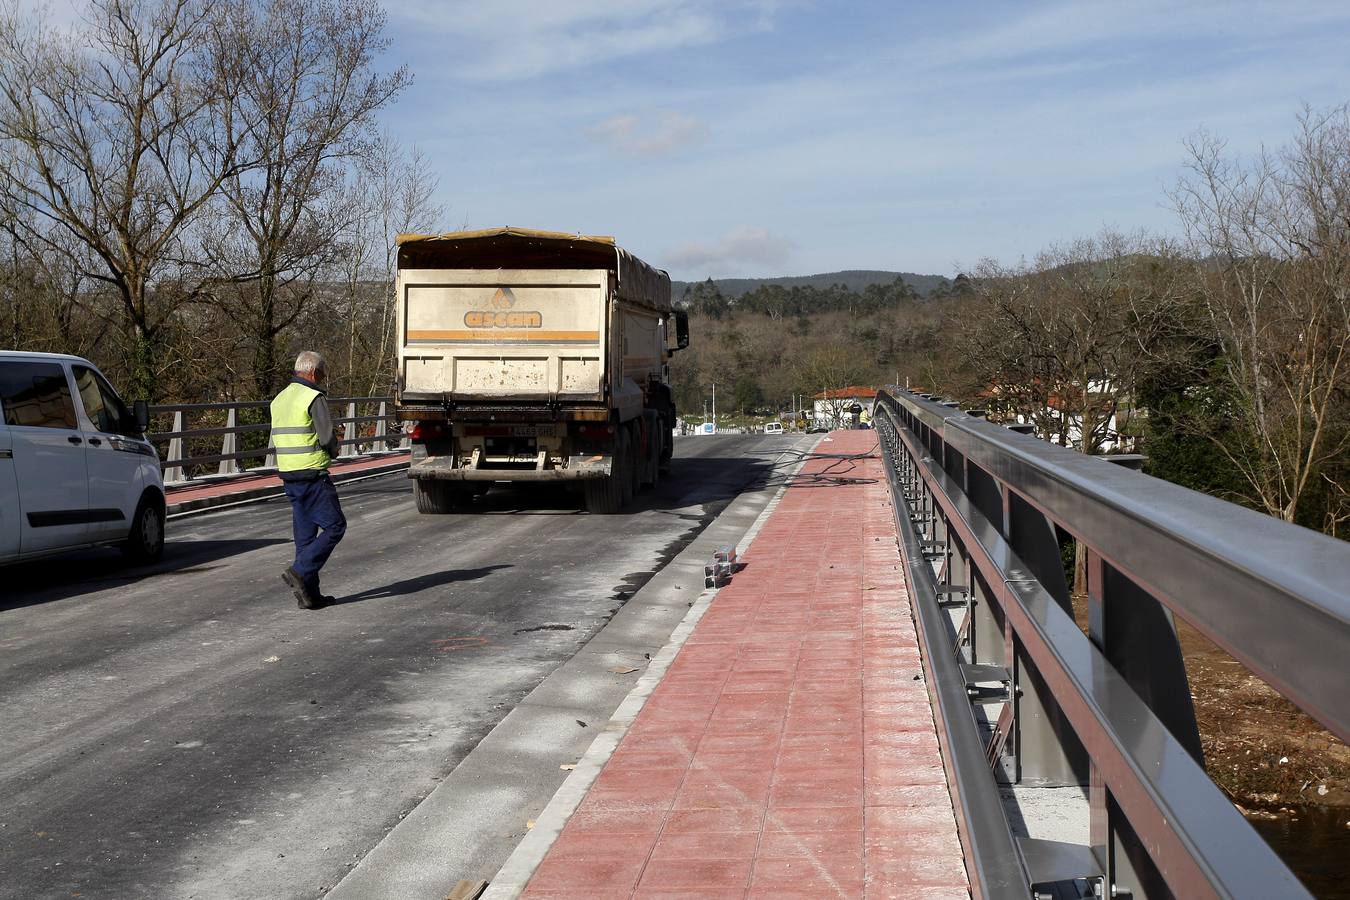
[0,434,806,900]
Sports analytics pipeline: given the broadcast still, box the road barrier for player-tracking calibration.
[149,397,406,484]
[871,388,1348,900]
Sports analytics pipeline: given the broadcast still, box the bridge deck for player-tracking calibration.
[515,430,969,899]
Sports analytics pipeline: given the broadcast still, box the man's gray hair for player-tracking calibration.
[294,350,326,375]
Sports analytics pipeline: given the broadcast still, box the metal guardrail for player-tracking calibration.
[148,396,407,484]
[871,388,1348,900]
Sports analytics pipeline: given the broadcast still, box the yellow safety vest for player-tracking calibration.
[270,382,331,472]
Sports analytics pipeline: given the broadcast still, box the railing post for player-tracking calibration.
[166,411,185,484]
[1087,542,1203,900]
[375,401,388,452]
[342,401,356,457]
[1005,490,1087,788]
[218,407,239,476]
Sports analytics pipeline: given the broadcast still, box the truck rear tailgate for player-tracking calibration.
[399,268,607,400]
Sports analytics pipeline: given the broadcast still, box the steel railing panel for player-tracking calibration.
[879,389,1350,745]
[875,400,1316,899]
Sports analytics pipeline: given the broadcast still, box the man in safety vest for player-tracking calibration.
[271,350,346,609]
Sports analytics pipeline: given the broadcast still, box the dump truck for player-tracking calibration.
[394,227,689,514]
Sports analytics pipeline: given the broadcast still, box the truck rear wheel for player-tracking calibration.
[659,411,674,470]
[620,425,637,506]
[641,417,662,489]
[414,478,465,514]
[646,431,662,488]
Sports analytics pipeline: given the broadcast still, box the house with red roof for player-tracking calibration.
[811,385,878,429]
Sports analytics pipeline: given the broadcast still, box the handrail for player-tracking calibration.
[871,387,1341,899]
[147,396,406,483]
[876,438,1030,900]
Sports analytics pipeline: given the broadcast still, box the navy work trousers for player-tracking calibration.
[281,473,347,596]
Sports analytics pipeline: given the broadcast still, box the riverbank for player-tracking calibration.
[1178,620,1350,813]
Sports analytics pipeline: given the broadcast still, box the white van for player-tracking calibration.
[764,421,784,435]
[0,352,164,565]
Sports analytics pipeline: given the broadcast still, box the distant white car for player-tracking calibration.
[0,351,164,565]
[764,421,783,435]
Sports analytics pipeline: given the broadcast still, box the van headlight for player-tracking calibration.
[108,436,157,457]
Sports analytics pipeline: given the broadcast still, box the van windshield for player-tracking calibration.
[73,365,132,435]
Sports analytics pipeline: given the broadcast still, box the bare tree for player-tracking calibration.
[1172,110,1350,523]
[200,0,409,396]
[959,231,1176,454]
[0,0,254,398]
[329,131,441,396]
[797,342,867,424]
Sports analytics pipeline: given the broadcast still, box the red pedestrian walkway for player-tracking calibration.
[518,430,969,899]
[165,452,409,512]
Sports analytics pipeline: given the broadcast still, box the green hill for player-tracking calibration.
[671,269,950,300]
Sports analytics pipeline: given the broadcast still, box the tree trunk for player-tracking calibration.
[130,326,156,402]
[124,273,157,402]
[253,274,281,398]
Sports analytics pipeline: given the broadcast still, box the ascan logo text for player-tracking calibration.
[464,287,542,328]
[463,310,542,328]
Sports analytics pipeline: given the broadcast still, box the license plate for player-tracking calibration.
[462,424,560,438]
[510,425,558,437]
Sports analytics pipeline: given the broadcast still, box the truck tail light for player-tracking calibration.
[409,422,444,441]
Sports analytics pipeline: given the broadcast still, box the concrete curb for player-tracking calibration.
[166,455,410,518]
[478,438,819,899]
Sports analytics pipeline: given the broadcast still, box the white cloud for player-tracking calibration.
[385,0,782,81]
[665,226,796,276]
[588,110,705,156]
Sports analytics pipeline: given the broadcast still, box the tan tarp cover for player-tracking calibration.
[397,227,672,313]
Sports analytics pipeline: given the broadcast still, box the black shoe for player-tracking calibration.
[282,567,319,609]
[317,595,337,608]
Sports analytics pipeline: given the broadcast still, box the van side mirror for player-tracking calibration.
[674,310,690,350]
[132,399,150,434]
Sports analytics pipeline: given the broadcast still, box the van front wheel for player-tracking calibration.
[122,494,166,563]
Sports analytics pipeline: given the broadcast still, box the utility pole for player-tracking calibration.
[711,380,717,425]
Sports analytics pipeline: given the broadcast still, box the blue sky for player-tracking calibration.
[373,1,1350,280]
[26,0,1350,280]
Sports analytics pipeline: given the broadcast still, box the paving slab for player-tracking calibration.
[488,430,971,899]
[323,437,819,900]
